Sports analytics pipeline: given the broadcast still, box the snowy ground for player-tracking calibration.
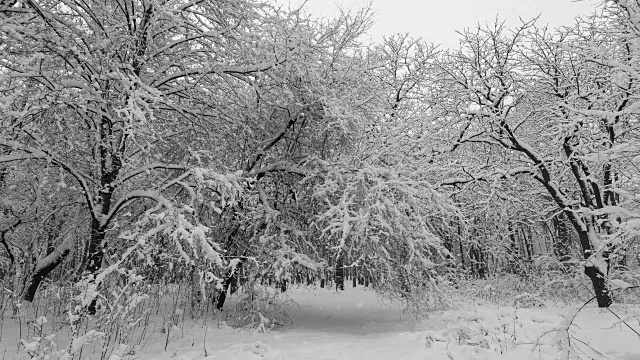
[2,285,639,359]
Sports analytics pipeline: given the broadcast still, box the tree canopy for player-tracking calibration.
[1,0,640,316]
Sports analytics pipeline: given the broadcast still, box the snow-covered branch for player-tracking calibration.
[101,190,172,228]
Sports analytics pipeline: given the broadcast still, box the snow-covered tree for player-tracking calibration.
[0,0,299,303]
[433,6,640,306]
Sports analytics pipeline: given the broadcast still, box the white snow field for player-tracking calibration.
[2,285,639,359]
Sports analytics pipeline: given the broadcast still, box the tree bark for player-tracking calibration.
[215,274,239,311]
[508,222,520,273]
[565,213,613,308]
[86,218,106,275]
[352,268,357,288]
[335,256,344,291]
[216,260,243,310]
[584,265,612,308]
[524,226,534,261]
[552,213,571,263]
[22,233,74,301]
[469,245,486,278]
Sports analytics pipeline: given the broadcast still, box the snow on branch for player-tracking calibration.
[102,190,172,228]
[314,162,457,279]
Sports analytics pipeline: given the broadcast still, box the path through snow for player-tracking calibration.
[142,286,640,360]
[2,286,639,359]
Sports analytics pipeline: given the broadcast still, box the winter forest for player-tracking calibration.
[0,0,640,359]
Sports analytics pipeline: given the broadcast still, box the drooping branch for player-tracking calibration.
[101,190,172,228]
[22,231,75,302]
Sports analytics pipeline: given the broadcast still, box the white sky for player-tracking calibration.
[276,0,601,48]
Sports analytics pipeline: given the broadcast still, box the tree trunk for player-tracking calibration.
[469,245,486,278]
[584,265,612,308]
[85,114,123,280]
[534,175,613,307]
[335,256,344,291]
[216,260,243,310]
[523,226,534,261]
[352,268,357,288]
[22,233,74,301]
[216,272,239,310]
[457,224,465,270]
[86,219,106,275]
[552,213,571,263]
[508,222,520,273]
[565,213,613,308]
[85,152,122,314]
[86,220,107,314]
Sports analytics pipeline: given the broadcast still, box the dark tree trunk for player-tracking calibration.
[216,289,227,311]
[508,222,520,273]
[565,213,613,308]
[352,268,357,288]
[216,272,239,310]
[469,245,486,279]
[457,224,465,270]
[86,114,123,277]
[523,226,534,261]
[0,221,20,268]
[552,213,571,263]
[216,260,243,310]
[335,256,344,291]
[86,220,107,314]
[22,233,74,301]
[86,219,106,275]
[584,266,612,307]
[458,241,465,270]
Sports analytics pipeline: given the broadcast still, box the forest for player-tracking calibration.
[1,0,639,359]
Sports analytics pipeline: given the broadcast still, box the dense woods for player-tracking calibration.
[1,1,640,356]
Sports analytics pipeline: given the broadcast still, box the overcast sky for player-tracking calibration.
[276,0,601,48]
